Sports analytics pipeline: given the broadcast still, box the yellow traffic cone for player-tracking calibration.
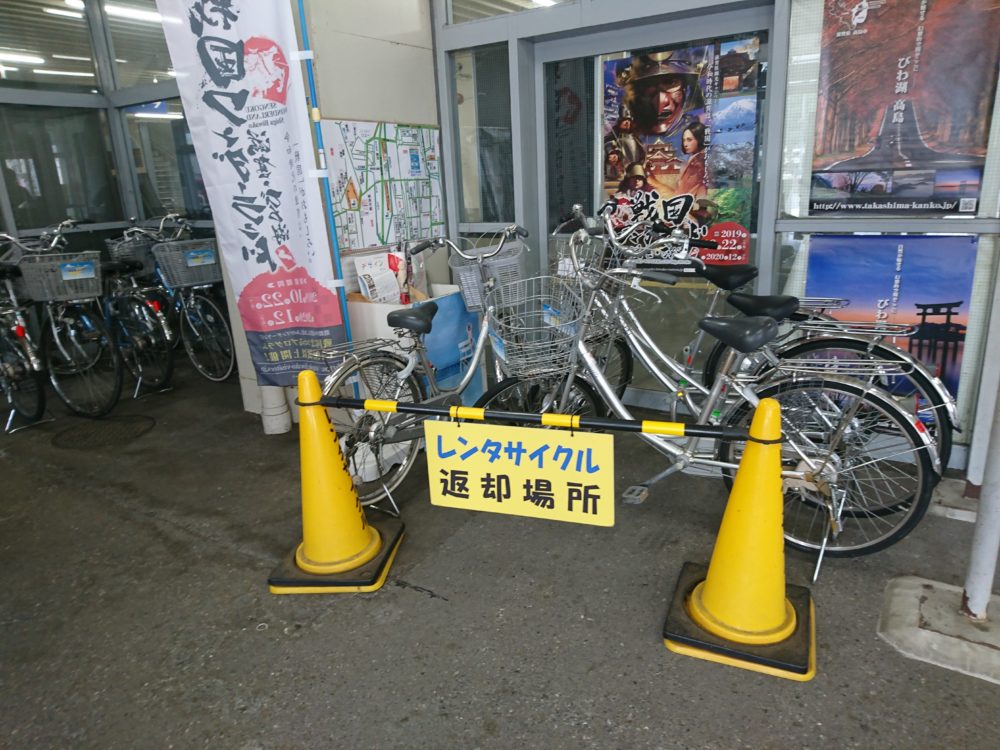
[268,369,404,594]
[663,398,816,681]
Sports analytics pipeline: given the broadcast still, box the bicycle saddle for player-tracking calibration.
[698,315,779,353]
[696,264,758,291]
[102,259,144,276]
[0,263,21,280]
[726,292,800,321]
[386,300,438,335]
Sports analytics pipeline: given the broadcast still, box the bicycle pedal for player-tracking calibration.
[622,485,649,504]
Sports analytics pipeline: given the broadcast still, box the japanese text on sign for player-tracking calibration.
[425,421,614,527]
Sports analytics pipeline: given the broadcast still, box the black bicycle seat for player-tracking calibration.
[386,301,438,335]
[727,292,800,321]
[698,315,778,353]
[102,259,144,276]
[696,264,759,291]
[0,263,21,281]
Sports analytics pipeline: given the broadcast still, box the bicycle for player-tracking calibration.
[0,257,45,429]
[100,256,174,395]
[317,224,542,506]
[482,226,939,564]
[113,216,235,382]
[566,206,957,468]
[1,223,122,418]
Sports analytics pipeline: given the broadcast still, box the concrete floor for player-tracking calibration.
[2,363,999,749]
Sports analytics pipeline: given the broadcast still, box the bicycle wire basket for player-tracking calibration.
[16,251,103,302]
[152,239,223,288]
[106,237,157,278]
[486,275,585,378]
[449,239,524,312]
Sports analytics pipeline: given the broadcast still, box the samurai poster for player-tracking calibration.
[804,234,977,398]
[810,0,1000,215]
[156,0,345,386]
[600,35,762,264]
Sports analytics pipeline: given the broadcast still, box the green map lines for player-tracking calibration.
[321,120,445,249]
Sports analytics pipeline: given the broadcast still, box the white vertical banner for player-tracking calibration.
[155,0,345,386]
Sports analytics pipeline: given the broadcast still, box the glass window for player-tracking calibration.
[449,0,572,25]
[0,105,122,228]
[124,99,211,220]
[451,43,514,224]
[0,0,99,91]
[107,0,175,87]
[544,57,595,232]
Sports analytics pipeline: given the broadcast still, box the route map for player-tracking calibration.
[321,120,445,249]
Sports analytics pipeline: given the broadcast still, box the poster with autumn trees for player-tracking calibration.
[810,0,1000,215]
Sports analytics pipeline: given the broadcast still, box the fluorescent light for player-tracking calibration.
[105,4,163,23]
[53,54,92,62]
[533,0,557,6]
[167,69,177,77]
[65,0,86,8]
[44,8,84,18]
[134,112,183,120]
[115,59,127,63]
[0,65,19,73]
[0,52,45,65]
[33,68,95,77]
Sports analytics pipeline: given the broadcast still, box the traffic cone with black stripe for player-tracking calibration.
[663,398,816,680]
[268,369,404,594]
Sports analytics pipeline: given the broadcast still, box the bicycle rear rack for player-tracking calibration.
[795,319,917,337]
[774,358,915,377]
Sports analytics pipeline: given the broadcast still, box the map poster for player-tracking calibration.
[810,0,1000,215]
[804,234,977,397]
[156,0,345,387]
[599,35,761,265]
[320,120,445,250]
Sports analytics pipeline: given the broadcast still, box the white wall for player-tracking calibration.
[304,0,438,126]
[301,0,447,284]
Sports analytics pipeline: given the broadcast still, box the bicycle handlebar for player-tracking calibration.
[414,224,529,262]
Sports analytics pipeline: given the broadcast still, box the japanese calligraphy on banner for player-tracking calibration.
[599,35,762,265]
[155,0,345,386]
[810,0,1000,215]
[425,421,615,527]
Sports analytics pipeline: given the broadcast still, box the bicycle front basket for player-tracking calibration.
[152,239,223,288]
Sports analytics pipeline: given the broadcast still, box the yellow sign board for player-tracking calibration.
[424,420,615,527]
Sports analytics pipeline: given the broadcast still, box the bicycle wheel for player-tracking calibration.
[322,352,425,505]
[587,336,633,400]
[474,374,603,418]
[716,377,935,557]
[181,293,235,382]
[776,337,953,469]
[43,305,122,418]
[116,296,174,389]
[0,333,45,422]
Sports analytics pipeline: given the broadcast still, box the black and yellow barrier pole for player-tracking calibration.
[315,396,752,442]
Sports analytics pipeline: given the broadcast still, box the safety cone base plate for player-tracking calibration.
[663,562,816,681]
[268,517,404,595]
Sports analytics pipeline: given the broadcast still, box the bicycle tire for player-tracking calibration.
[181,294,235,382]
[0,333,45,422]
[703,336,953,469]
[716,377,935,557]
[587,336,633,400]
[775,337,953,469]
[474,374,603,419]
[322,352,425,506]
[116,295,174,390]
[43,306,123,418]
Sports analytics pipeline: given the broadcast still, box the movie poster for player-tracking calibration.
[804,234,977,397]
[810,0,1000,215]
[600,35,761,264]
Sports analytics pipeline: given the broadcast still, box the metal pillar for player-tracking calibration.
[962,390,1000,620]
